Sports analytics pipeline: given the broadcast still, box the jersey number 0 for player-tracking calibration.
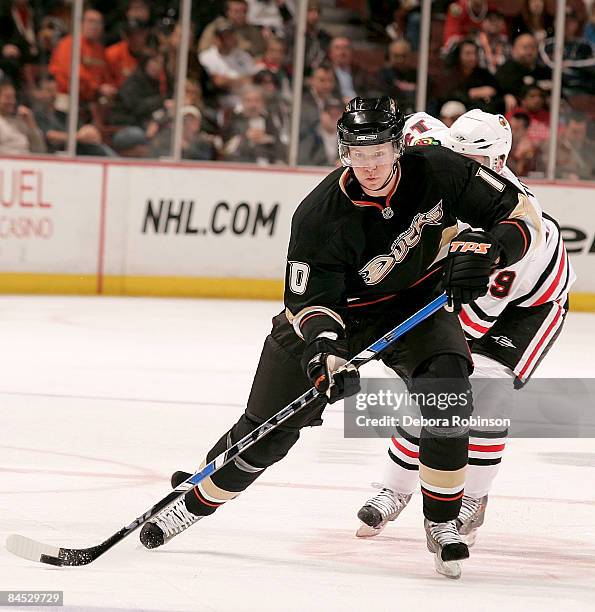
[288,261,310,295]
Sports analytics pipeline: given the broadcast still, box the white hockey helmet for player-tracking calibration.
[444,109,512,173]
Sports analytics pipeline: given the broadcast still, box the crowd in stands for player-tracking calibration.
[0,0,592,178]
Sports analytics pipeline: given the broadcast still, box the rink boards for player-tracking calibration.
[0,156,594,310]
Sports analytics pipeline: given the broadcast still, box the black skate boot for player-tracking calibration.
[456,495,488,547]
[140,496,202,549]
[424,519,470,579]
[356,485,412,537]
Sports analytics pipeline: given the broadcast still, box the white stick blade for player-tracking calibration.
[6,534,61,563]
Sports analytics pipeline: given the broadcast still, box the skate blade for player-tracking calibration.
[434,553,462,579]
[355,522,384,538]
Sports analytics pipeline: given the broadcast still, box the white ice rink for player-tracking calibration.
[1,296,595,611]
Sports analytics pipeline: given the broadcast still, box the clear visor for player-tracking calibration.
[339,142,398,168]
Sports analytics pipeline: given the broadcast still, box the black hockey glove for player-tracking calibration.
[442,229,501,312]
[301,336,361,403]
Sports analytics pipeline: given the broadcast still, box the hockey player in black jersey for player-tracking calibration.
[139,97,543,578]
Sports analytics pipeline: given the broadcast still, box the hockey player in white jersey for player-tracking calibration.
[356,110,576,566]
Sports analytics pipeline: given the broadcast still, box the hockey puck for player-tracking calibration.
[40,554,64,566]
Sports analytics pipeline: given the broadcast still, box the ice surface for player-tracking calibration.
[1,296,594,611]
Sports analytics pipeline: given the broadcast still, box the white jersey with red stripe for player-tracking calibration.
[403,112,576,340]
[459,168,576,338]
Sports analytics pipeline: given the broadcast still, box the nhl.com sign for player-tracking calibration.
[141,198,279,237]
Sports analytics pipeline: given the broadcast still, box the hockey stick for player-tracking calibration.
[6,293,448,567]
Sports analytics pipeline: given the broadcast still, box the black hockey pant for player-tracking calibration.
[185,309,473,523]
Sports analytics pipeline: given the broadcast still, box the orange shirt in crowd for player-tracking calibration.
[49,35,113,102]
[106,41,138,88]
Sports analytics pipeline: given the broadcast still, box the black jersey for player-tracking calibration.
[284,145,542,343]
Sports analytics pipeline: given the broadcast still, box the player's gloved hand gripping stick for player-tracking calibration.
[442,229,501,312]
[6,293,448,567]
[301,336,360,403]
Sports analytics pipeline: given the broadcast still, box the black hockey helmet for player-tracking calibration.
[337,97,405,167]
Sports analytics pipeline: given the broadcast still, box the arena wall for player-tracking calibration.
[1,156,594,311]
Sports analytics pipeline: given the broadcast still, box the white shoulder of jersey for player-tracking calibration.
[500,165,524,191]
[404,112,449,146]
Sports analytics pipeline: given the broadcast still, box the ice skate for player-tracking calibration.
[456,494,488,547]
[356,485,412,537]
[424,519,469,579]
[140,496,202,549]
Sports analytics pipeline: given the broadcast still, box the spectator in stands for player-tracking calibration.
[254,37,291,100]
[245,0,293,37]
[0,79,46,154]
[510,0,554,43]
[495,33,551,111]
[183,78,201,108]
[441,39,504,113]
[181,77,219,135]
[106,20,152,89]
[443,0,489,52]
[223,85,286,164]
[507,84,549,147]
[126,0,152,27]
[328,37,372,102]
[285,0,331,75]
[199,0,266,58]
[150,105,218,160]
[439,100,467,127]
[385,1,422,50]
[199,21,257,107]
[0,0,39,92]
[111,53,169,128]
[253,69,290,144]
[48,9,116,112]
[539,6,595,95]
[298,96,343,166]
[112,125,151,157]
[385,6,405,42]
[377,39,417,115]
[146,78,220,146]
[160,21,203,87]
[33,75,113,156]
[507,111,539,176]
[475,11,511,74]
[554,113,594,180]
[37,16,67,69]
[177,105,218,161]
[105,0,152,45]
[300,63,337,133]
